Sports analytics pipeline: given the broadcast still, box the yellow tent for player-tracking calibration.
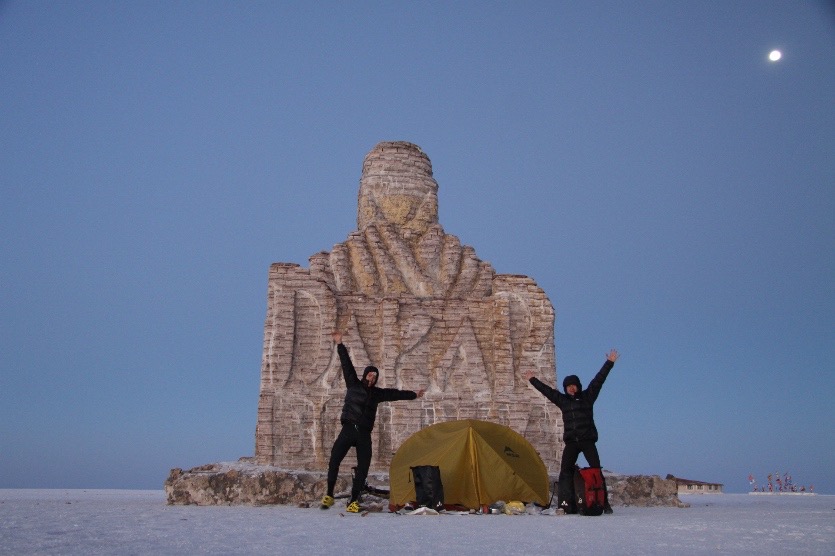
[389,419,550,510]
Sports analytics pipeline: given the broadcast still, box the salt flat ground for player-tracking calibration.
[0,490,832,555]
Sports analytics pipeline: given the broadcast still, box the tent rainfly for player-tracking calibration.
[388,419,550,510]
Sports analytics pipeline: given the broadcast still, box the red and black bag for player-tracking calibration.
[573,466,606,516]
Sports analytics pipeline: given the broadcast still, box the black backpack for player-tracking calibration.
[411,465,444,511]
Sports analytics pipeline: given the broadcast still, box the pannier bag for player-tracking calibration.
[411,465,444,510]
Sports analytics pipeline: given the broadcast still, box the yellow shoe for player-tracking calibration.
[346,500,361,513]
[320,495,335,509]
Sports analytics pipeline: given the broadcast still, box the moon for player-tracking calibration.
[769,50,782,62]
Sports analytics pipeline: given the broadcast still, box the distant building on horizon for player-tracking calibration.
[666,474,724,494]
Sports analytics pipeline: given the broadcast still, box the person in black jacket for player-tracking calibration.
[321,331,425,512]
[524,349,619,514]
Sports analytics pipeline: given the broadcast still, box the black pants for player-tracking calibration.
[327,423,372,501]
[558,440,609,511]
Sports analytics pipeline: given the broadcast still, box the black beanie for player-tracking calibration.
[562,374,582,392]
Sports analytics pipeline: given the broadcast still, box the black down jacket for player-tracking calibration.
[528,359,614,443]
[337,343,417,430]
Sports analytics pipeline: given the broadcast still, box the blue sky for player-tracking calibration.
[2,1,833,494]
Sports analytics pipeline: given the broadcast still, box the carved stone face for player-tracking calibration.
[357,191,439,237]
[379,194,420,226]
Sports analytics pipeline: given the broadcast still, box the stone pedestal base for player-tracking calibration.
[165,461,687,508]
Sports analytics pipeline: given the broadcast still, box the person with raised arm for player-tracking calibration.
[524,349,620,514]
[321,331,425,513]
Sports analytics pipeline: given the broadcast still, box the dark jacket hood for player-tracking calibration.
[563,374,582,393]
[362,366,379,381]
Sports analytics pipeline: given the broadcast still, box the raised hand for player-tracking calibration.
[606,349,619,362]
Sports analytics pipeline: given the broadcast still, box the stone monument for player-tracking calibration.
[166,141,683,508]
[254,141,562,475]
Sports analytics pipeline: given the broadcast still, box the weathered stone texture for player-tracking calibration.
[165,463,686,508]
[606,473,689,508]
[165,463,347,507]
[255,141,564,475]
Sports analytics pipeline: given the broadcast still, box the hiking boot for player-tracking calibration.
[320,495,335,509]
[346,500,361,513]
